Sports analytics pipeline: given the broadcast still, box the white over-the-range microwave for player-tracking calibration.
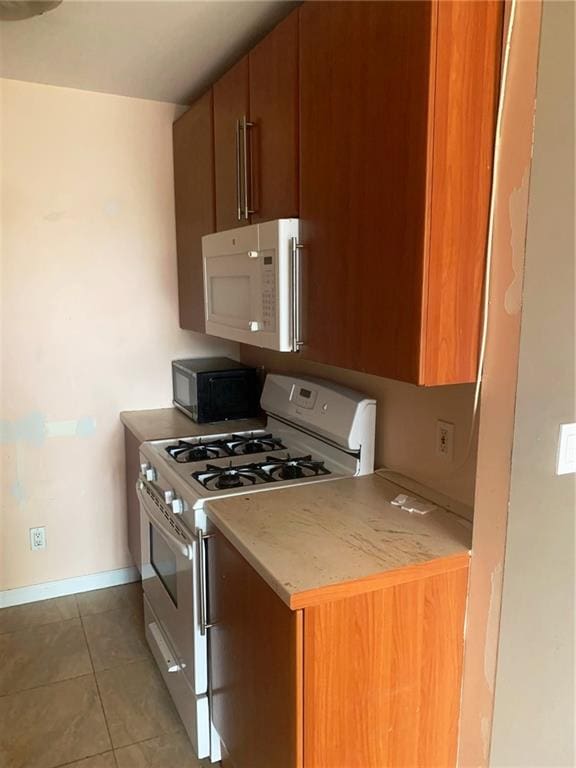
[202,219,301,352]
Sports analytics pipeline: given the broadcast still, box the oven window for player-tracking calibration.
[150,525,178,606]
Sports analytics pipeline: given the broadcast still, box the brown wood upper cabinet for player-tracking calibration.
[213,57,250,231]
[249,11,299,223]
[213,11,299,231]
[173,89,215,332]
[299,1,503,385]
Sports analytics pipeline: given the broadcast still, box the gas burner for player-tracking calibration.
[192,462,273,492]
[227,433,286,456]
[260,454,331,481]
[165,439,232,463]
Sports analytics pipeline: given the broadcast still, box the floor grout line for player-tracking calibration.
[0,670,95,700]
[0,653,152,701]
[79,609,117,762]
[50,749,115,768]
[0,593,81,636]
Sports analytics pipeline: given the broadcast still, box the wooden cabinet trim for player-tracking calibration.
[289,553,469,610]
[420,0,504,385]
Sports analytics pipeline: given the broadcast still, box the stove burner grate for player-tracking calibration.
[165,439,233,463]
[261,454,331,481]
[165,432,286,464]
[228,433,287,456]
[192,462,273,491]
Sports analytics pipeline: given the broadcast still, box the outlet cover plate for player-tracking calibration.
[556,423,576,475]
[436,420,455,462]
[30,526,46,551]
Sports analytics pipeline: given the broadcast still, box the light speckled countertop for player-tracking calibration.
[206,473,472,610]
[120,408,265,444]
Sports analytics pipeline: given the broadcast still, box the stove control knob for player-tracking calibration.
[171,498,184,515]
[145,466,157,482]
[163,490,174,505]
[249,320,261,332]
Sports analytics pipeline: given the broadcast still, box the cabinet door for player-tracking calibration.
[249,11,299,223]
[299,1,433,382]
[207,526,302,768]
[173,90,215,332]
[213,57,250,231]
[123,428,142,574]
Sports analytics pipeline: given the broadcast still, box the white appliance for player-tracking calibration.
[202,219,301,351]
[137,374,376,762]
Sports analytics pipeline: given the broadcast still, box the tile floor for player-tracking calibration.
[0,583,214,768]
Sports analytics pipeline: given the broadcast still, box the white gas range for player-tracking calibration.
[136,374,376,762]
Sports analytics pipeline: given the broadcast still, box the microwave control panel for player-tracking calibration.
[261,250,276,331]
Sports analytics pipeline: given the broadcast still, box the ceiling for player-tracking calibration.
[0,0,297,105]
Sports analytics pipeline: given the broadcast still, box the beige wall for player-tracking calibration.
[0,79,236,592]
[240,347,478,508]
[490,2,575,764]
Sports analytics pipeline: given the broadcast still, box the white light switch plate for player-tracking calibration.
[556,423,576,475]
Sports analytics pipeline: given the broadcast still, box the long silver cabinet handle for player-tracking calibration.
[148,621,181,673]
[241,115,255,220]
[290,237,304,351]
[235,119,242,221]
[197,528,215,636]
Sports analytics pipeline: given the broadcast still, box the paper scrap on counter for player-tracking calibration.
[390,494,437,515]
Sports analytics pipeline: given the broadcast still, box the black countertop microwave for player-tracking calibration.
[172,358,262,424]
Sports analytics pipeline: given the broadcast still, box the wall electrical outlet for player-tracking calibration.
[30,526,47,551]
[436,420,455,461]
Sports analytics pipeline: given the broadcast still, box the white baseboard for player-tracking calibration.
[0,566,140,609]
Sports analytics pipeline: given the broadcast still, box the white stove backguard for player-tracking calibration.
[261,374,376,470]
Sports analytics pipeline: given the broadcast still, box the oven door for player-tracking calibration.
[137,479,207,695]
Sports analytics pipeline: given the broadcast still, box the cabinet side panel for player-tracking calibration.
[123,427,142,573]
[299,1,432,382]
[303,567,469,768]
[208,526,302,768]
[173,90,215,331]
[422,1,503,384]
[249,10,299,222]
[213,57,250,231]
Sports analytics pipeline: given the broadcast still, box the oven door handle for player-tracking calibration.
[197,528,215,636]
[136,480,193,560]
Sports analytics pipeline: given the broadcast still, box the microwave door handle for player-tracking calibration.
[291,237,303,351]
[136,480,193,560]
[235,119,242,221]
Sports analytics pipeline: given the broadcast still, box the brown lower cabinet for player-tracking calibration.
[124,427,142,571]
[207,523,469,768]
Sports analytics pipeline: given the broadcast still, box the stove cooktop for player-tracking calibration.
[191,454,331,491]
[142,417,362,505]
